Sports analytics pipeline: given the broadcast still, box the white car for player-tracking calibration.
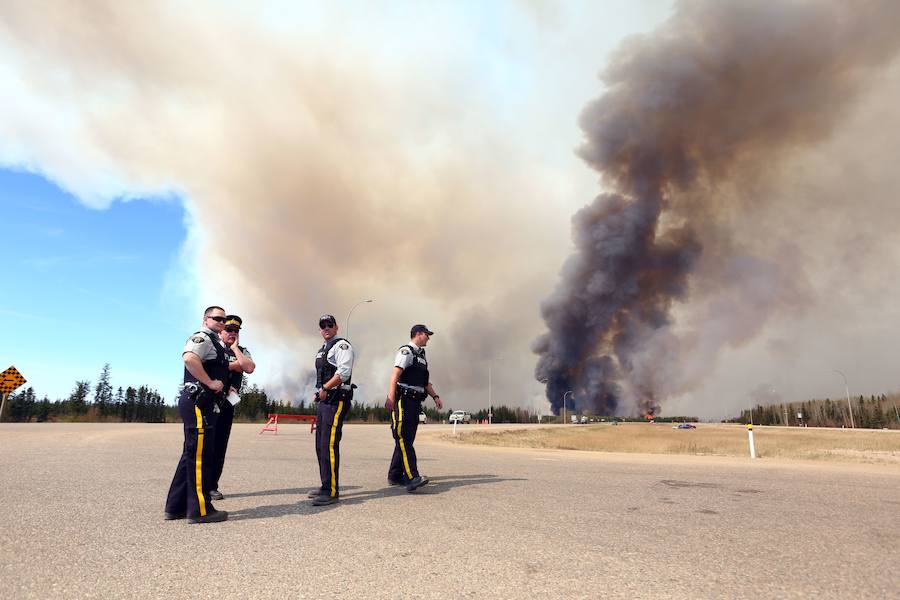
[449,410,471,424]
[418,411,427,425]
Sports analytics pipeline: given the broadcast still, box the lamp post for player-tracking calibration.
[562,390,573,425]
[832,369,855,429]
[345,299,374,339]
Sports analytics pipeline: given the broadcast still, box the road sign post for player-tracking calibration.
[0,366,28,421]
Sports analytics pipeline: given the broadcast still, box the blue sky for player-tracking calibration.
[1,168,192,400]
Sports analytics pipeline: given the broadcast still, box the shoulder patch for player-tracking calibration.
[191,336,206,344]
[339,343,349,350]
[400,347,410,355]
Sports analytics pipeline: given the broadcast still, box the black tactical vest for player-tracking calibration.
[398,345,429,388]
[316,337,352,388]
[183,331,229,389]
[225,346,248,392]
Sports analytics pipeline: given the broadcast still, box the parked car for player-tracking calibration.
[449,410,471,424]
[673,423,697,429]
[419,411,427,424]
[580,415,589,424]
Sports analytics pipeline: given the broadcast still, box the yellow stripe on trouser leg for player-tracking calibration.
[194,406,207,516]
[397,398,413,479]
[329,401,344,497]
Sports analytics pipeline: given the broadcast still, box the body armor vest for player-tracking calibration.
[183,331,229,389]
[316,337,352,388]
[226,346,247,392]
[398,345,429,389]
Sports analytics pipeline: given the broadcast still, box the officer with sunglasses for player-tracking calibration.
[308,314,355,506]
[164,305,229,524]
[208,314,255,501]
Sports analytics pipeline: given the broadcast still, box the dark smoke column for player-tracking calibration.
[534,0,900,416]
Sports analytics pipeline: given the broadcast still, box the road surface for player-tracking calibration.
[0,423,897,599]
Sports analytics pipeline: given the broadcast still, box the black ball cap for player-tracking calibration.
[319,314,337,328]
[224,315,242,330]
[410,324,434,337]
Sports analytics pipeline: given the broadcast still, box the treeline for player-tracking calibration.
[231,388,541,424]
[4,385,167,423]
[2,364,167,423]
[7,361,707,425]
[730,394,900,429]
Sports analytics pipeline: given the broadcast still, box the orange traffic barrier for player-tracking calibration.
[259,413,316,435]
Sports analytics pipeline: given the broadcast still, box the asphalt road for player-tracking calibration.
[0,422,897,599]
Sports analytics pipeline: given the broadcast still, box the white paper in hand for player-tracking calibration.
[227,390,241,406]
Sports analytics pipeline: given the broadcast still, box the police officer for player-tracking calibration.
[208,314,255,501]
[164,305,229,523]
[386,324,443,492]
[309,314,355,506]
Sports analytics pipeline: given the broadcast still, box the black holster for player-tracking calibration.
[396,385,427,403]
[189,384,219,412]
[322,384,356,404]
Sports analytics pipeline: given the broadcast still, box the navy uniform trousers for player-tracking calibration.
[209,400,234,491]
[165,390,217,519]
[388,397,422,483]
[314,399,348,498]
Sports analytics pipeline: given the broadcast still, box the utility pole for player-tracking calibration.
[562,390,573,425]
[832,369,855,429]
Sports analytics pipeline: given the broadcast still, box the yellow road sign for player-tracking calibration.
[0,366,27,395]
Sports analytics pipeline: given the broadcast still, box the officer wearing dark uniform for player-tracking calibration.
[386,324,443,492]
[208,314,255,501]
[165,306,229,523]
[309,314,355,506]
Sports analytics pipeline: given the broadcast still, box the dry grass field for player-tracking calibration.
[444,423,900,465]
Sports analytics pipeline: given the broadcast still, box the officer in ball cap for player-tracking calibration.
[164,305,229,523]
[386,324,443,492]
[208,314,255,501]
[308,314,355,506]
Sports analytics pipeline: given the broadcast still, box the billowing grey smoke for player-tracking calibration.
[535,0,900,416]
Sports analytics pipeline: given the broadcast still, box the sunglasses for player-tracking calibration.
[319,322,336,329]
[208,316,227,323]
[224,326,241,333]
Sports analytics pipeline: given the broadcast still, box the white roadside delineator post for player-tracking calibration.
[747,423,756,459]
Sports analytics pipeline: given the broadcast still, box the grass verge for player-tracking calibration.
[443,423,900,464]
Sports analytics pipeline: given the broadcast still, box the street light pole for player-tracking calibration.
[345,299,374,339]
[832,369,855,429]
[562,390,573,425]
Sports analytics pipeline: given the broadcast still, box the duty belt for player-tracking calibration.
[397,383,425,393]
[319,384,354,391]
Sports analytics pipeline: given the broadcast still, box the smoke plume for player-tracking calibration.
[535,0,900,416]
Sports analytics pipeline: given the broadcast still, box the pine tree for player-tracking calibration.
[125,387,137,422]
[68,381,91,416]
[856,395,869,428]
[35,396,51,422]
[871,400,885,429]
[93,364,114,417]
